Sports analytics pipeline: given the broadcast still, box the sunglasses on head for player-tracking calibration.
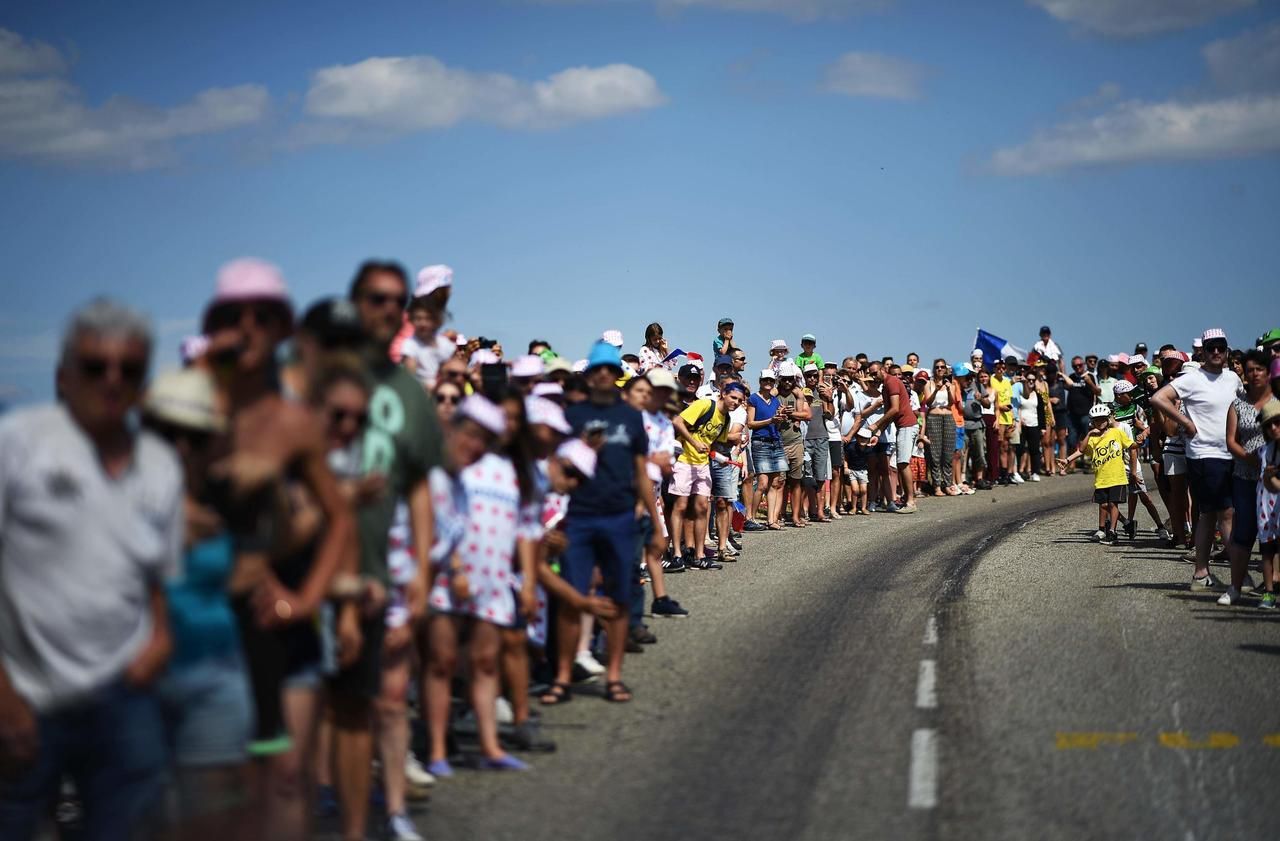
[207,302,284,332]
[328,407,369,427]
[361,290,408,310]
[78,355,146,386]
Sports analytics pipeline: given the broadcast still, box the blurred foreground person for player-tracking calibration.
[0,300,181,841]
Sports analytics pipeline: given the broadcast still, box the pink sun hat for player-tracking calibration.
[203,257,293,333]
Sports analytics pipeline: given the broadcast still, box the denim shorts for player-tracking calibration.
[850,469,869,485]
[896,425,919,466]
[751,436,787,474]
[157,654,253,768]
[711,460,739,499]
[1187,457,1233,514]
[804,437,832,482]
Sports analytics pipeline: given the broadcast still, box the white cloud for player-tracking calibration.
[302,55,665,135]
[0,28,269,169]
[989,94,1280,174]
[1027,0,1253,37]
[823,52,925,100]
[1204,21,1280,92]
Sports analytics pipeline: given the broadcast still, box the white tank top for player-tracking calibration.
[930,383,951,409]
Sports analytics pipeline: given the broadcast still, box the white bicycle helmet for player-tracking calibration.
[1089,403,1112,419]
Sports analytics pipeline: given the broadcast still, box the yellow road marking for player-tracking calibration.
[1158,732,1239,750]
[1262,734,1280,747]
[1055,732,1139,750]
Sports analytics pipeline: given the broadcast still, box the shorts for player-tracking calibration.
[1010,423,1022,446]
[327,611,387,701]
[895,425,919,466]
[1094,485,1127,505]
[783,439,805,481]
[850,469,869,485]
[670,461,712,497]
[1187,457,1234,514]
[804,438,832,482]
[157,654,252,768]
[1231,476,1259,548]
[955,426,966,453]
[561,511,637,606]
[829,440,845,471]
[751,437,787,474]
[1128,468,1149,495]
[711,460,739,499]
[1163,452,1187,476]
[965,425,986,467]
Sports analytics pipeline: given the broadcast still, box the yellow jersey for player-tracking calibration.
[1085,426,1134,489]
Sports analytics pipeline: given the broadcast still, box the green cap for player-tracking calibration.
[1261,327,1280,346]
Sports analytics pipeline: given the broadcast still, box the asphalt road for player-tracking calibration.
[396,470,1279,841]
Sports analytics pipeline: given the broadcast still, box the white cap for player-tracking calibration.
[455,333,468,346]
[779,361,802,378]
[803,363,819,373]
[645,368,678,390]
[511,354,544,379]
[1201,328,1227,343]
[414,265,453,299]
[1112,380,1134,394]
[469,349,500,368]
[601,329,624,348]
[572,358,589,373]
[556,438,597,479]
[457,395,505,436]
[525,396,571,434]
[532,382,563,398]
[770,339,788,352]
[1128,355,1148,367]
[759,368,777,380]
[1192,338,1203,348]
[970,348,984,359]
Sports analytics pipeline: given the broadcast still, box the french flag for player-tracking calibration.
[972,329,1028,371]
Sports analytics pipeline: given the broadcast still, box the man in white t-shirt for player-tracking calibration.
[1033,325,1062,364]
[1151,328,1242,589]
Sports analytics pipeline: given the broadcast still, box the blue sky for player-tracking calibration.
[2,0,1277,403]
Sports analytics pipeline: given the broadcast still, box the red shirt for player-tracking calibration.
[881,375,918,428]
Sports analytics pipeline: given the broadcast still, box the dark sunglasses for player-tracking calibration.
[434,393,462,406]
[361,290,408,310]
[207,302,284,332]
[1073,362,1085,369]
[149,420,212,449]
[328,407,369,427]
[1264,416,1280,427]
[1204,343,1228,353]
[78,355,146,385]
[439,369,467,381]
[562,465,588,483]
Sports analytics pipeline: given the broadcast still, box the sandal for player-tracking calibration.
[539,682,572,706]
[603,680,633,703]
[767,522,783,531]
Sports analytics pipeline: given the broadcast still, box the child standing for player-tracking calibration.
[843,429,873,515]
[1058,404,1139,545]
[1111,380,1168,540]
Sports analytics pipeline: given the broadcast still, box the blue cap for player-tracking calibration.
[953,362,973,377]
[585,340,623,372]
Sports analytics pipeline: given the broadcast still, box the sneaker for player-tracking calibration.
[867,502,880,513]
[719,544,739,558]
[1124,520,1137,541]
[426,759,455,779]
[883,501,901,513]
[388,812,424,841]
[629,624,657,645]
[1259,592,1276,610]
[998,475,1013,486]
[651,595,689,618]
[895,504,918,514]
[1217,586,1241,606]
[1100,530,1117,545]
[662,554,686,573]
[405,754,436,788]
[1241,574,1258,594]
[716,549,736,563]
[686,554,723,571]
[1191,573,1223,591]
[1029,473,1040,482]
[1155,527,1171,542]
[1011,473,1025,484]
[743,520,767,532]
[315,784,339,818]
[727,534,743,552]
[1092,529,1106,542]
[496,696,514,725]
[574,650,604,677]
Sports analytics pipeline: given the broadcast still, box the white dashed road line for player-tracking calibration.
[923,615,938,645]
[916,659,937,710]
[908,728,939,809]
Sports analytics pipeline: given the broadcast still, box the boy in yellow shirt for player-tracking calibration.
[1058,403,1138,545]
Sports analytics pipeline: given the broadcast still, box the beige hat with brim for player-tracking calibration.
[144,369,224,433]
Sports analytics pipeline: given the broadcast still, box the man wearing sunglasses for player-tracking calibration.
[1151,328,1242,591]
[0,299,182,840]
[1066,355,1100,457]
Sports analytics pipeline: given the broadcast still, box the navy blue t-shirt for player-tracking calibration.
[748,393,780,441]
[566,397,647,517]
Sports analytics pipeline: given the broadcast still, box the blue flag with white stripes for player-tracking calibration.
[973,329,1027,371]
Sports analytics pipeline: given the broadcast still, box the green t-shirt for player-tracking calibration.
[358,361,442,584]
[796,351,824,371]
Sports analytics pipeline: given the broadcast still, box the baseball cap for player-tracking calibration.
[525,396,571,434]
[1261,328,1280,346]
[970,348,984,359]
[718,317,734,328]
[1040,325,1051,334]
[601,329,624,348]
[678,363,702,380]
[144,369,224,433]
[510,355,544,379]
[455,334,468,346]
[1201,328,1228,344]
[571,359,589,373]
[1113,380,1134,395]
[1002,355,1019,366]
[556,438,597,480]
[532,382,563,398]
[301,297,364,346]
[1144,365,1161,376]
[457,395,506,436]
[801,333,817,343]
[803,363,819,374]
[1161,349,1189,363]
[914,369,930,381]
[585,340,623,372]
[645,368,678,390]
[1128,355,1148,367]
[468,349,499,368]
[770,339,789,352]
[204,257,293,333]
[758,368,777,381]
[1133,342,1148,354]
[824,361,838,369]
[779,361,801,378]
[413,264,453,299]
[713,355,734,371]
[1192,338,1203,348]
[953,363,973,377]
[544,356,572,376]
